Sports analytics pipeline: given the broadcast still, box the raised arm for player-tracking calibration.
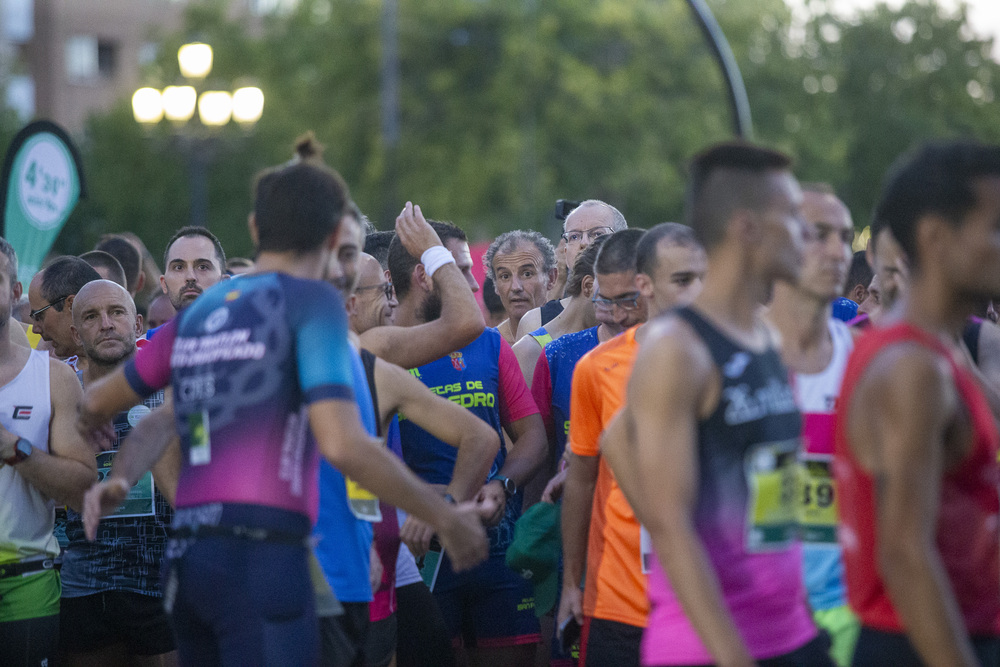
[360,202,484,367]
[619,323,754,667]
[2,359,97,513]
[849,346,979,667]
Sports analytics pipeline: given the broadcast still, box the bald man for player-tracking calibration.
[59,280,178,666]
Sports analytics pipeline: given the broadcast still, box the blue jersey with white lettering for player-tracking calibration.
[313,348,376,603]
[545,326,600,462]
[399,329,521,555]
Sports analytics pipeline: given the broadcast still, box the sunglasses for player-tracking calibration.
[354,282,394,300]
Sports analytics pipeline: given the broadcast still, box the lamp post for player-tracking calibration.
[131,42,264,227]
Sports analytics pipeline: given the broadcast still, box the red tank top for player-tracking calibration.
[834,323,1000,635]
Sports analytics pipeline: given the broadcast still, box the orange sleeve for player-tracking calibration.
[568,351,603,457]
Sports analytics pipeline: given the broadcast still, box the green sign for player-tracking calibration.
[0,121,86,286]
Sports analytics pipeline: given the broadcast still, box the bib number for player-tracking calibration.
[744,439,798,551]
[96,451,155,517]
[798,455,837,544]
[346,478,382,522]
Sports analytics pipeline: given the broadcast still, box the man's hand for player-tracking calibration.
[396,202,444,258]
[400,515,436,559]
[436,502,489,572]
[474,480,506,527]
[0,422,18,461]
[82,477,131,541]
[542,468,568,503]
[557,584,584,628]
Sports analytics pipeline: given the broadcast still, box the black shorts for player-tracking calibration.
[853,626,1000,667]
[59,590,175,656]
[319,601,371,667]
[365,613,397,667]
[580,616,642,667]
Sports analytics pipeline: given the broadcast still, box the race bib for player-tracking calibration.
[744,439,798,551]
[188,409,211,466]
[798,454,837,544]
[346,478,382,522]
[96,451,155,517]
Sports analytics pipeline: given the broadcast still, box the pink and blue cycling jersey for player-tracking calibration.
[124,273,355,524]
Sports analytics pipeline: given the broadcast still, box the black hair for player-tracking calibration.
[164,226,227,272]
[253,160,353,255]
[595,228,646,276]
[845,250,873,296]
[94,235,142,291]
[481,277,506,316]
[364,230,396,270]
[79,250,127,289]
[387,220,466,300]
[40,256,101,310]
[636,223,700,277]
[874,141,1000,267]
[685,141,794,251]
[565,235,607,298]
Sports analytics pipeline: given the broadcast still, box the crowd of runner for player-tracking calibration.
[2,134,1000,667]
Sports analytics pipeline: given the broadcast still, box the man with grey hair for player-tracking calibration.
[483,230,557,344]
[516,200,627,340]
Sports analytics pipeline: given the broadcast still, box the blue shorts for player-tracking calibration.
[433,552,540,649]
[164,504,317,666]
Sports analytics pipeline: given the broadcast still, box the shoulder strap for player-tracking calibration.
[360,348,382,437]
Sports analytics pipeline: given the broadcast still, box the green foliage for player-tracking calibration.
[4,0,1000,259]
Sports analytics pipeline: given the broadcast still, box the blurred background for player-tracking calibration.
[1,0,998,260]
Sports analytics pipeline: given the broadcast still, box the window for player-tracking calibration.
[65,35,118,81]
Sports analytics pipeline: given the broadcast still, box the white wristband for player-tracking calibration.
[421,245,456,278]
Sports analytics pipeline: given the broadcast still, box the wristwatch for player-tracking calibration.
[491,473,517,498]
[3,438,33,466]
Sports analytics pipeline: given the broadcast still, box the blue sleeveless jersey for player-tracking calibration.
[399,329,518,555]
[313,348,377,603]
[545,326,600,462]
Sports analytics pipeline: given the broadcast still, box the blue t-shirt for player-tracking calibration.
[313,348,377,603]
[544,326,600,462]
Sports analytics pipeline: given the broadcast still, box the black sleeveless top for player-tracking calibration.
[675,306,801,552]
[540,299,565,326]
[360,348,383,438]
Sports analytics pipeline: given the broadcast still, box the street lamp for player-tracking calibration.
[132,42,264,225]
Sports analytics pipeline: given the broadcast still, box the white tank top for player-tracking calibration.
[795,318,853,413]
[0,349,57,563]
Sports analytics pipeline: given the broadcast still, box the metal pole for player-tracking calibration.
[380,0,400,224]
[684,0,753,139]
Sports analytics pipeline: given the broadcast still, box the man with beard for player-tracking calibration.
[58,280,178,666]
[387,219,548,667]
[151,227,227,331]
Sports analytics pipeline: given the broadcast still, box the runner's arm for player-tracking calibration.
[514,306,543,341]
[2,359,97,512]
[374,357,499,502]
[310,397,488,571]
[511,335,543,387]
[488,338,547,492]
[558,451,599,626]
[359,203,484,368]
[850,347,979,667]
[620,323,754,667]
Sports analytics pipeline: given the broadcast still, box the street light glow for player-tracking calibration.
[162,85,197,122]
[178,42,213,80]
[232,87,265,125]
[131,87,163,124]
[198,91,234,126]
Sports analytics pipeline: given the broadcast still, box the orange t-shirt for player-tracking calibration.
[568,325,647,628]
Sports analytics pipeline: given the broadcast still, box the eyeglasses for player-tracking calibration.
[355,282,394,300]
[562,226,614,245]
[591,293,641,311]
[29,295,69,322]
